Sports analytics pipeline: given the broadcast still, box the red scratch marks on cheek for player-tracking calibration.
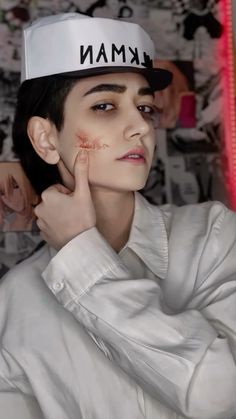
[75,132,109,151]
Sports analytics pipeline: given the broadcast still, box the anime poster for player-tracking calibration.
[140,0,226,206]
[154,60,196,129]
[0,0,230,276]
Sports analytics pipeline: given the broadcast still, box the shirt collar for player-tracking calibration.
[49,192,169,279]
[120,192,168,279]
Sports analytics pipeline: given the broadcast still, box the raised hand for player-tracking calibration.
[34,149,96,250]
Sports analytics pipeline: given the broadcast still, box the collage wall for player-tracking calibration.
[0,0,228,276]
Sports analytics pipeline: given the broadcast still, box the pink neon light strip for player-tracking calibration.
[221,0,236,209]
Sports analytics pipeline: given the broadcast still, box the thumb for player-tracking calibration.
[73,149,89,194]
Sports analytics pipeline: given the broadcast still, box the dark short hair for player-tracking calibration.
[12,76,78,195]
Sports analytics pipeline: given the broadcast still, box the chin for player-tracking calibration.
[119,180,148,192]
[90,175,149,193]
[133,178,149,191]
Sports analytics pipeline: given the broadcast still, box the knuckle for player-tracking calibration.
[34,205,40,217]
[41,190,47,200]
[36,218,42,230]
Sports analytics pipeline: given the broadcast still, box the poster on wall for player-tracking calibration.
[0,0,230,276]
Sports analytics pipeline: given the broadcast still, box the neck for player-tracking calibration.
[91,188,135,253]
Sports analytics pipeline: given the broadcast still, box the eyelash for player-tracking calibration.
[90,102,162,129]
[91,103,114,112]
[138,104,156,115]
[91,103,158,115]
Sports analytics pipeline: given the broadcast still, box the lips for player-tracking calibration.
[117,148,146,161]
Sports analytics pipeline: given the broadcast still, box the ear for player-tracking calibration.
[27,117,60,164]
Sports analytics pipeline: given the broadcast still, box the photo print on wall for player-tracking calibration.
[0,0,230,277]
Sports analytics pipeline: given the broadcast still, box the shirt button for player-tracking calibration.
[53,281,64,292]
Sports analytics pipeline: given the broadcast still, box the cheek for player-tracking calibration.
[2,191,24,211]
[59,130,110,180]
[74,131,109,151]
[2,196,12,208]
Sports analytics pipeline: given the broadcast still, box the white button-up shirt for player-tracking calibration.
[0,193,236,419]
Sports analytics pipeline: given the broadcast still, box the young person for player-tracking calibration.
[0,12,236,419]
[0,161,37,232]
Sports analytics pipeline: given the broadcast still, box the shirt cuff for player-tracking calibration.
[42,227,130,306]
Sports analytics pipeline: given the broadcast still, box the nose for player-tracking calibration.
[123,106,151,141]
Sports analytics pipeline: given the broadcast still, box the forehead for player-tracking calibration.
[69,72,150,96]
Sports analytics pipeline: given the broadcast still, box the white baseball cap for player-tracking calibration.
[21,13,172,90]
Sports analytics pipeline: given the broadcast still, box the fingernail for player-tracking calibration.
[78,149,87,162]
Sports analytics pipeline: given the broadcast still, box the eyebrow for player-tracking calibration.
[139,87,154,97]
[83,83,154,97]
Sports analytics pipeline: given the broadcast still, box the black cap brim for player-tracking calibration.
[56,66,173,91]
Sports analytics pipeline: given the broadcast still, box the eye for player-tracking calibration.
[138,104,162,128]
[91,103,115,112]
[137,104,155,115]
[11,179,19,189]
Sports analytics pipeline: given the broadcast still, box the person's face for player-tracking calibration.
[1,184,25,213]
[55,72,157,193]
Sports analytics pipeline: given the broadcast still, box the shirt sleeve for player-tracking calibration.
[0,281,27,393]
[0,347,20,392]
[42,205,236,419]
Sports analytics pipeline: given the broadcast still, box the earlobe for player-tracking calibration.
[27,116,60,164]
